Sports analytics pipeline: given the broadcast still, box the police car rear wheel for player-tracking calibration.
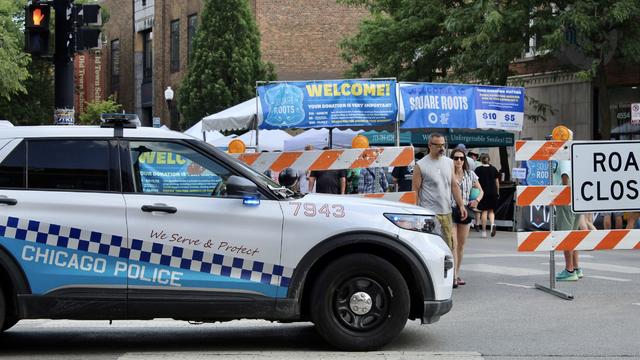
[0,286,5,332]
[310,254,410,351]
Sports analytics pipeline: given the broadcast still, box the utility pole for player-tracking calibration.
[53,0,75,125]
[25,0,102,125]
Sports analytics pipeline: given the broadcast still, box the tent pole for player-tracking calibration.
[329,128,333,149]
[395,120,400,146]
[202,131,206,142]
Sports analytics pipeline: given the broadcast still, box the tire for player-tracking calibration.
[0,285,5,332]
[310,254,410,351]
[0,286,17,332]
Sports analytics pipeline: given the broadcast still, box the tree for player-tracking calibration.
[0,0,30,99]
[178,0,275,130]
[540,0,640,139]
[0,58,54,125]
[339,0,456,82]
[77,96,122,125]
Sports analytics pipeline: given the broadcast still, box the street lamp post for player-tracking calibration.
[164,86,175,129]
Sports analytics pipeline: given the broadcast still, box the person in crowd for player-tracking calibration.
[474,153,500,238]
[625,212,640,229]
[298,144,315,193]
[455,144,477,171]
[603,212,623,230]
[413,133,467,275]
[468,151,479,171]
[555,172,594,281]
[308,147,346,194]
[392,152,423,192]
[450,149,483,288]
[346,167,361,194]
[358,166,388,194]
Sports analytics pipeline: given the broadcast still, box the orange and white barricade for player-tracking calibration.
[231,146,417,205]
[515,134,640,300]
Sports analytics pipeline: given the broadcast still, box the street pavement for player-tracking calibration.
[1,230,639,359]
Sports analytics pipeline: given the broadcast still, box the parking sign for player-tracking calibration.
[571,141,640,212]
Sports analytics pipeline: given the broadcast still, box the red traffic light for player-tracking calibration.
[26,5,50,28]
[33,8,45,26]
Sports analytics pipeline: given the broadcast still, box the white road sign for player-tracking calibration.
[571,141,640,212]
[632,103,640,125]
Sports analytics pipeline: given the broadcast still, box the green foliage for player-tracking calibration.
[178,0,275,130]
[0,0,31,99]
[77,96,123,125]
[0,58,54,125]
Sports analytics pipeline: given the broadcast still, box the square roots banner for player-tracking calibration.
[258,80,397,129]
[400,83,524,131]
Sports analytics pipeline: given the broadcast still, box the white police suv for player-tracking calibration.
[0,116,453,350]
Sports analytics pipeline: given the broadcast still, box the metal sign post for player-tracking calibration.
[534,159,573,300]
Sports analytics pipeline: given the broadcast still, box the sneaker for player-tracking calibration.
[481,231,487,238]
[490,224,497,237]
[556,269,579,281]
[575,268,584,279]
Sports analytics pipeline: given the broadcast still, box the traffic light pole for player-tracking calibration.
[53,0,75,125]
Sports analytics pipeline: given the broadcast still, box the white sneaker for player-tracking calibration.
[481,231,487,238]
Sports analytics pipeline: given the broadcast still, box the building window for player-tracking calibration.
[170,20,180,72]
[187,14,197,64]
[110,39,120,88]
[143,31,153,82]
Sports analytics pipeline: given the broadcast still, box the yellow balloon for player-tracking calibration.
[228,139,246,154]
[351,135,370,149]
[551,125,573,141]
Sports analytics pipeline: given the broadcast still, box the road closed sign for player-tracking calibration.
[571,141,640,212]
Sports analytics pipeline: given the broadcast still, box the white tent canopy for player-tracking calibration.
[284,128,362,151]
[210,130,292,152]
[201,98,261,131]
[184,120,226,143]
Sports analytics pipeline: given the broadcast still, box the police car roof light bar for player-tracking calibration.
[100,113,140,128]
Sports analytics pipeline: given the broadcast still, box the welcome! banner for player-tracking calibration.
[257,79,398,129]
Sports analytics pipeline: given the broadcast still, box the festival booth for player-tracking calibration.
[284,128,362,151]
[396,82,525,228]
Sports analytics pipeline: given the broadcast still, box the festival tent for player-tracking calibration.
[211,129,292,152]
[283,128,362,151]
[201,98,260,131]
[184,120,225,143]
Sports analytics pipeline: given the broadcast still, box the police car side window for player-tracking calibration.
[129,141,232,197]
[28,140,111,191]
[0,141,26,189]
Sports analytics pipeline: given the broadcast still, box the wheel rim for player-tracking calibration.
[333,276,389,331]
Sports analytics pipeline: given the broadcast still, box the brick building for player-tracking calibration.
[100,0,367,128]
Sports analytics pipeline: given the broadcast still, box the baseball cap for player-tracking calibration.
[455,144,467,151]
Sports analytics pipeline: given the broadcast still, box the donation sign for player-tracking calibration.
[400,83,524,131]
[571,141,640,212]
[257,79,397,129]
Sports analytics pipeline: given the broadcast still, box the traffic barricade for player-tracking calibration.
[231,146,417,205]
[516,134,640,300]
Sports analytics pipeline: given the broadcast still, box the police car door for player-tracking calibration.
[0,139,127,318]
[121,140,286,318]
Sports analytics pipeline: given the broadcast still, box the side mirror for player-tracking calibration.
[226,175,260,197]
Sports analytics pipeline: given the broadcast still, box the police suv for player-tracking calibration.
[0,116,452,350]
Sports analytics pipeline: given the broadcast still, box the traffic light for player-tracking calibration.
[25,3,51,56]
[73,4,102,51]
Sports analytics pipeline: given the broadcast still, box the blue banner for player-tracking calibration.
[400,83,524,131]
[137,152,221,195]
[257,79,397,129]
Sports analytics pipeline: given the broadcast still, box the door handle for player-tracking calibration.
[0,197,17,206]
[141,204,177,214]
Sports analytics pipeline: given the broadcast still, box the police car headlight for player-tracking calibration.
[384,213,441,236]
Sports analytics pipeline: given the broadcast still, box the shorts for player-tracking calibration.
[436,213,454,250]
[452,206,472,225]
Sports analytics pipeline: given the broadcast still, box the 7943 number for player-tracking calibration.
[289,202,345,218]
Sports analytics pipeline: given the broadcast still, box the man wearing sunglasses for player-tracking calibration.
[412,133,467,252]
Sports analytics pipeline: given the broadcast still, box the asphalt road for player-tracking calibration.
[1,230,639,359]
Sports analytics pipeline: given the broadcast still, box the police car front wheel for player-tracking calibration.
[310,254,410,351]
